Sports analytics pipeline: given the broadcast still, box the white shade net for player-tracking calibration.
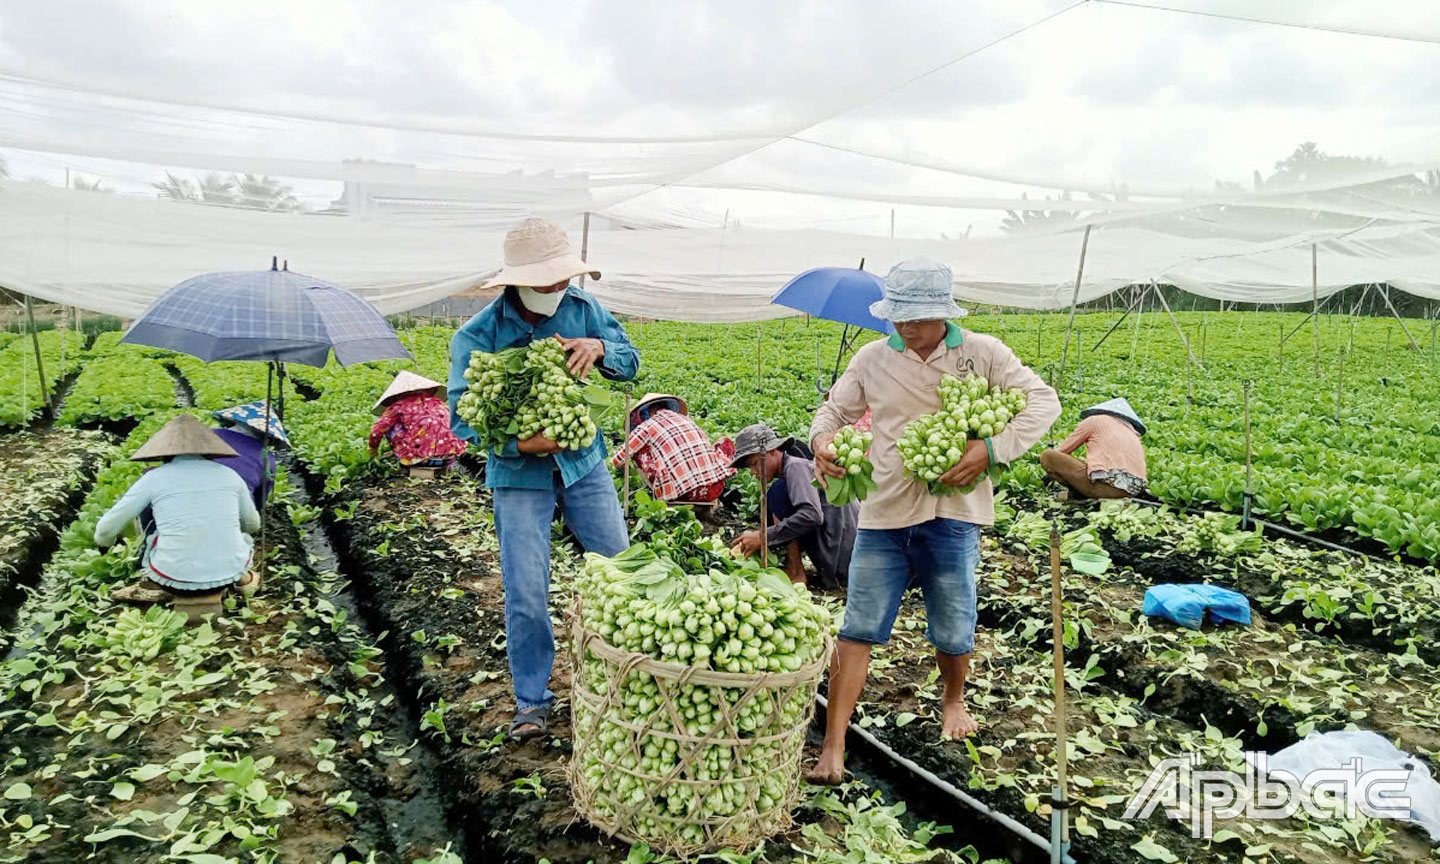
[2,0,1440,321]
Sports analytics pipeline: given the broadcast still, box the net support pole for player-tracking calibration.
[758,450,769,569]
[577,212,591,290]
[1055,224,1091,391]
[23,293,52,417]
[1378,284,1419,350]
[1312,243,1320,377]
[1241,380,1253,530]
[756,322,763,392]
[1089,288,1136,353]
[1149,280,1198,368]
[1048,524,1070,864]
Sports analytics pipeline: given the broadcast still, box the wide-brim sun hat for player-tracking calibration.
[479,217,601,291]
[373,370,445,415]
[729,423,794,469]
[1081,397,1146,436]
[212,401,290,447]
[130,414,240,462]
[868,256,967,323]
[632,392,688,417]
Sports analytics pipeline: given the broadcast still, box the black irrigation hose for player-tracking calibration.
[1123,495,1394,563]
[814,694,1075,864]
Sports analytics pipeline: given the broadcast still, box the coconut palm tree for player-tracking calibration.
[70,175,111,193]
[232,174,300,211]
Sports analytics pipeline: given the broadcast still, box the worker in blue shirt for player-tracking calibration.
[447,217,638,740]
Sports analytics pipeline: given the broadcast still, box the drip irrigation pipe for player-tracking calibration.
[815,693,1075,864]
[1120,496,1394,563]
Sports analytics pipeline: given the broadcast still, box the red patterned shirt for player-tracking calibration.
[369,393,468,465]
[610,409,734,501]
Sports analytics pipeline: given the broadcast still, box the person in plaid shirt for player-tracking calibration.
[610,393,734,503]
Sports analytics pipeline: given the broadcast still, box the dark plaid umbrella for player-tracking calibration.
[122,260,410,367]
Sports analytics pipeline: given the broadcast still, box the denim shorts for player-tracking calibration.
[838,518,980,656]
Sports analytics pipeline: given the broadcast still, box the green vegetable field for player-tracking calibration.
[0,308,1436,864]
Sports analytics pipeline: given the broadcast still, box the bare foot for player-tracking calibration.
[941,699,979,739]
[805,749,845,786]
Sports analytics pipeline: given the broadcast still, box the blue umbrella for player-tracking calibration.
[770,266,894,335]
[122,260,410,367]
[771,263,893,391]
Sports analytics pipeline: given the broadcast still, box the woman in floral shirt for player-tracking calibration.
[369,371,468,467]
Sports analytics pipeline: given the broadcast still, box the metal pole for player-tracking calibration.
[259,361,274,584]
[577,212,591,290]
[622,384,632,519]
[23,294,52,416]
[1048,524,1070,863]
[1311,243,1320,377]
[889,209,895,238]
[1242,381,1253,530]
[1056,225,1092,390]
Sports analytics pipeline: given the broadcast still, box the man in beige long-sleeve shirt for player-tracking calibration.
[807,257,1060,785]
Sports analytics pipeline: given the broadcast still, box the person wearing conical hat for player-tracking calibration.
[609,393,735,504]
[368,371,468,468]
[213,401,287,510]
[445,217,638,740]
[94,414,262,621]
[1040,397,1148,500]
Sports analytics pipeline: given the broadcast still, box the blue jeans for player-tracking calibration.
[493,463,629,711]
[839,518,980,656]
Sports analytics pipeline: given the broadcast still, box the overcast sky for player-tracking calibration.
[2,0,1439,236]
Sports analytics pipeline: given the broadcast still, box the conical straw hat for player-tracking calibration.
[130,414,240,462]
[373,370,444,415]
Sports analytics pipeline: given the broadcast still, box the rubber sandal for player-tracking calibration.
[509,706,550,741]
[111,582,169,606]
[236,570,260,599]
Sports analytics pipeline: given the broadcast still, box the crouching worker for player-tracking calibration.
[369,371,468,470]
[97,414,261,621]
[609,393,734,504]
[1040,397,1147,500]
[212,401,287,510]
[728,423,857,590]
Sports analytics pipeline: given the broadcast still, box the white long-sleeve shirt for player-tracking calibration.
[95,455,260,590]
[810,324,1060,530]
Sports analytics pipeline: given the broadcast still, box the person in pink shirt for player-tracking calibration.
[1040,397,1147,499]
[369,371,468,468]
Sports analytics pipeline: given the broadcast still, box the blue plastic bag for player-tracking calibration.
[1142,583,1252,630]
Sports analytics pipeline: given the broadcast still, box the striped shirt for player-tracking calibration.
[1057,414,1147,481]
[610,409,734,502]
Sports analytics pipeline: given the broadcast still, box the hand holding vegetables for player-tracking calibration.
[457,336,614,452]
[898,373,1027,495]
[815,424,874,505]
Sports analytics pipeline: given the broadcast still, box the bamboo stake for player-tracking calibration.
[1334,349,1345,425]
[622,385,633,519]
[1056,225,1093,390]
[1149,280,1198,368]
[758,450,770,569]
[577,212,591,290]
[1379,284,1420,350]
[1242,381,1253,530]
[755,322,763,392]
[1312,243,1320,377]
[23,294,52,416]
[1048,524,1070,856]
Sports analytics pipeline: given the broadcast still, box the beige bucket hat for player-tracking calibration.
[373,370,444,415]
[130,414,239,462]
[479,218,600,291]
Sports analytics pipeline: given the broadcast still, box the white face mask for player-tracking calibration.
[516,285,566,316]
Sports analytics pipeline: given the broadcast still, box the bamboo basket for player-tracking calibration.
[568,606,830,857]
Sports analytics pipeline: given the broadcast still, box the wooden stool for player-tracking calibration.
[407,464,449,480]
